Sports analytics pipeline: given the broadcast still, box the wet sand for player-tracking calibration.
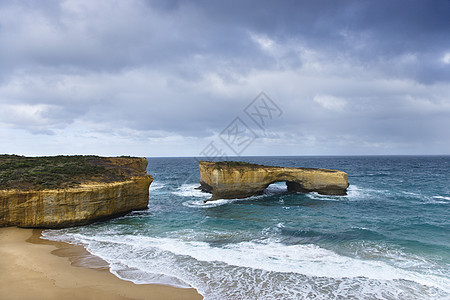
[0,227,202,300]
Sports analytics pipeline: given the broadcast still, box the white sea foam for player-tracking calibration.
[401,192,450,204]
[305,192,341,201]
[175,182,287,206]
[173,183,253,208]
[176,183,272,208]
[111,263,191,288]
[143,237,446,288]
[402,191,422,197]
[423,197,450,204]
[182,195,264,208]
[41,231,450,297]
[149,182,165,191]
[172,183,211,198]
[344,185,396,201]
[433,196,450,201]
[182,199,234,208]
[305,185,363,201]
[346,184,369,198]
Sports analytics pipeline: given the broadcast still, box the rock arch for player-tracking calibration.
[198,161,349,201]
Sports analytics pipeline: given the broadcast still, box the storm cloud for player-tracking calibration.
[0,0,449,156]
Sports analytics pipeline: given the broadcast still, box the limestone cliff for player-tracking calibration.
[198,161,349,201]
[0,157,152,228]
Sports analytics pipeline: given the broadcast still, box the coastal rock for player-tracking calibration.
[198,161,349,201]
[0,157,152,228]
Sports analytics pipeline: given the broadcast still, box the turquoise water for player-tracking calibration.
[43,156,450,299]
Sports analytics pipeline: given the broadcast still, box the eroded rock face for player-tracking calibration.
[198,161,349,201]
[0,157,152,228]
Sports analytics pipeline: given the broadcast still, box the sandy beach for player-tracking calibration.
[0,227,202,300]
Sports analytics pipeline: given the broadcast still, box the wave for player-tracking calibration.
[278,227,387,244]
[182,199,235,208]
[149,182,165,191]
[177,184,276,208]
[305,192,342,201]
[400,191,450,204]
[41,231,449,299]
[171,183,211,199]
[346,184,396,200]
[303,185,373,201]
[182,194,267,208]
[177,183,450,209]
[430,196,450,204]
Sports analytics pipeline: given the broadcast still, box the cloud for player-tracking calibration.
[442,52,450,64]
[314,95,347,111]
[0,0,449,156]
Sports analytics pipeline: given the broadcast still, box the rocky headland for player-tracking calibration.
[198,161,349,201]
[0,155,153,228]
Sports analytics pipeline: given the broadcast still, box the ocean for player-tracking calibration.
[42,156,450,299]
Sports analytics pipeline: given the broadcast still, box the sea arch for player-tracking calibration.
[198,161,349,202]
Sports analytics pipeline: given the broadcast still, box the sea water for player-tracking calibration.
[42,156,450,299]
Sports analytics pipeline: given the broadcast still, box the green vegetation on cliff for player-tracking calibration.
[205,161,264,168]
[217,161,260,167]
[203,160,336,173]
[0,155,140,190]
[202,161,279,171]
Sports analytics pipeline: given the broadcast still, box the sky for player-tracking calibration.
[0,0,449,157]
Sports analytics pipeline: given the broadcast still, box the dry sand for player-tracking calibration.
[0,227,202,300]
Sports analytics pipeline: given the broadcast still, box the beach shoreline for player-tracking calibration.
[0,227,202,300]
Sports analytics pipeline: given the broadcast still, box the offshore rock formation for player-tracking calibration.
[0,157,152,228]
[198,161,349,201]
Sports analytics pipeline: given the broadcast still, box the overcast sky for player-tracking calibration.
[1,0,449,157]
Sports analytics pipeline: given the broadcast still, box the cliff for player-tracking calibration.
[0,156,152,228]
[198,161,349,201]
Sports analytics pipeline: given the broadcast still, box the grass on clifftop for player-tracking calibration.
[203,160,336,172]
[206,161,271,170]
[0,155,133,190]
[215,161,261,167]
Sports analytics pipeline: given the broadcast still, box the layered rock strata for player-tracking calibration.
[198,161,349,201]
[0,157,152,228]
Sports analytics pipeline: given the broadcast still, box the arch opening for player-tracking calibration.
[263,181,288,195]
